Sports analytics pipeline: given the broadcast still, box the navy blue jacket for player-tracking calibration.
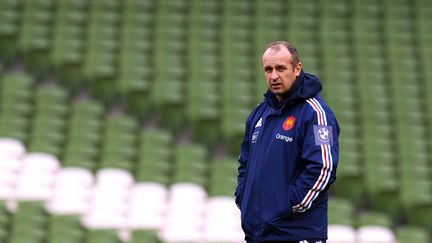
[236,70,339,242]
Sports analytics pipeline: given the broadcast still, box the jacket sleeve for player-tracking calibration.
[235,132,249,209]
[235,105,260,209]
[289,99,340,214]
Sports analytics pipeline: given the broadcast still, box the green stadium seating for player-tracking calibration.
[328,197,355,227]
[186,2,220,141]
[1,0,432,240]
[9,201,48,243]
[17,0,54,71]
[99,115,137,171]
[62,99,103,170]
[396,226,430,243]
[0,0,21,57]
[129,229,159,243]
[27,84,68,157]
[117,0,154,116]
[172,144,208,186]
[50,0,87,68]
[0,201,10,242]
[85,230,120,243]
[0,73,34,141]
[47,215,84,243]
[136,129,173,185]
[357,211,393,228]
[208,157,238,197]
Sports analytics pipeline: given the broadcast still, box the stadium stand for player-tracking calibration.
[0,0,432,242]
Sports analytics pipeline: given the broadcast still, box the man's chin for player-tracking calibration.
[270,89,286,95]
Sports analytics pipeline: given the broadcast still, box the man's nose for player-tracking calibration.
[270,70,279,80]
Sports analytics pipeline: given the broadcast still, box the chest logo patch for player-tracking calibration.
[282,116,296,131]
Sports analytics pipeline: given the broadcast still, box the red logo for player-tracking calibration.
[282,116,296,131]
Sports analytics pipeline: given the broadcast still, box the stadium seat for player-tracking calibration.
[28,84,68,157]
[46,167,93,215]
[9,233,45,243]
[328,224,356,243]
[17,0,53,52]
[63,99,103,170]
[127,182,167,230]
[396,226,430,243]
[117,2,154,117]
[0,0,21,59]
[96,168,134,189]
[208,157,238,197]
[82,169,132,229]
[332,136,363,201]
[328,197,355,227]
[160,182,207,242]
[357,226,397,243]
[0,200,11,241]
[357,211,393,229]
[129,229,159,243]
[172,144,208,186]
[402,180,432,228]
[0,73,33,141]
[15,153,59,201]
[0,138,25,158]
[9,201,48,243]
[202,196,243,243]
[47,215,85,243]
[85,229,121,243]
[135,129,172,185]
[82,168,131,230]
[0,152,20,201]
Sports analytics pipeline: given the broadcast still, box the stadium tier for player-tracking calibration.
[0,0,432,242]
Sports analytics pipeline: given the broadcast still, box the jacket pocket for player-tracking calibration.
[235,192,243,209]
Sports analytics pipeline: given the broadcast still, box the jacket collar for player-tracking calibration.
[263,69,322,111]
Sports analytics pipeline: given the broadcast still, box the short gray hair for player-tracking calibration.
[263,41,301,66]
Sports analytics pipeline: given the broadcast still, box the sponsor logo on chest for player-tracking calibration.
[275,133,293,143]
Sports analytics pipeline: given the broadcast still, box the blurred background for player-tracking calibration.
[0,0,431,242]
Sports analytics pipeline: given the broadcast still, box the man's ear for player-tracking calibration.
[295,62,302,77]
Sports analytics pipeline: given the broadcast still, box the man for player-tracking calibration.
[235,41,339,243]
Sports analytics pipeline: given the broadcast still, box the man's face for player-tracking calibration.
[262,46,302,101]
